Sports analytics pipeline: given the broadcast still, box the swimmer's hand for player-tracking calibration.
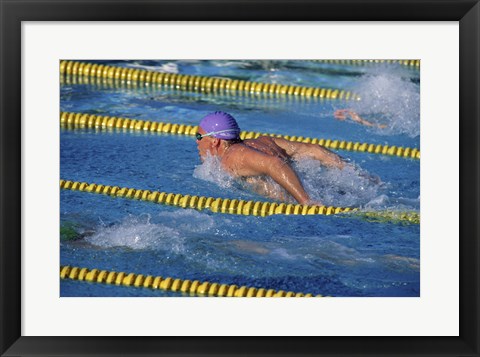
[334,109,387,129]
[333,109,349,121]
[296,196,323,206]
[305,199,324,207]
[334,109,366,125]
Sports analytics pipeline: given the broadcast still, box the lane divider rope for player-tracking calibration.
[60,265,320,297]
[60,60,360,101]
[311,59,420,68]
[60,179,420,224]
[60,112,421,160]
[60,74,343,104]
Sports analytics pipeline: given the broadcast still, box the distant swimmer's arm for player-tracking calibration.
[334,109,387,129]
[272,137,346,170]
[225,148,313,205]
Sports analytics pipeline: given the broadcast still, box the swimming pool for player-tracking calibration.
[60,60,420,297]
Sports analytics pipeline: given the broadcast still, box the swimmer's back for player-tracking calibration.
[243,136,289,161]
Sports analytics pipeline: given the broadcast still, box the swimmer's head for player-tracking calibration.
[198,111,241,140]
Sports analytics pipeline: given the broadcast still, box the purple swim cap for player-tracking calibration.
[199,111,241,140]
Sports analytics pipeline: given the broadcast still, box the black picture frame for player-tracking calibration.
[1,0,478,356]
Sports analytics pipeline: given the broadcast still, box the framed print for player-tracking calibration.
[1,0,479,356]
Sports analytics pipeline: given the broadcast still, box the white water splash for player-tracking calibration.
[84,214,185,253]
[157,210,216,233]
[364,194,420,211]
[82,209,241,253]
[295,159,383,207]
[129,62,179,74]
[193,154,236,189]
[349,67,420,137]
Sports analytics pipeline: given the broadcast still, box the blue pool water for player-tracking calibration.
[60,60,420,297]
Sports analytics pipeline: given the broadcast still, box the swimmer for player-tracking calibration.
[334,109,387,129]
[195,111,348,205]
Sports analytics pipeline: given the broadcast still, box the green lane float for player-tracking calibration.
[312,59,420,68]
[60,60,360,100]
[60,111,421,160]
[60,179,420,224]
[60,265,320,297]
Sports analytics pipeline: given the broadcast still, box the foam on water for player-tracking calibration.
[156,210,216,233]
[193,154,236,189]
[364,194,420,211]
[295,159,383,207]
[83,210,240,254]
[346,66,420,138]
[129,61,179,74]
[84,214,185,252]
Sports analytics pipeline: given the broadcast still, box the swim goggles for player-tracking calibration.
[195,129,239,141]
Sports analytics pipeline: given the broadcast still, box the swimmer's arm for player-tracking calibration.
[227,149,312,205]
[284,141,381,184]
[243,177,291,202]
[272,137,346,169]
[334,109,387,129]
[347,110,385,128]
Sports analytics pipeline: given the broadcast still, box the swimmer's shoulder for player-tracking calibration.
[222,142,247,161]
[221,143,260,177]
[245,136,276,144]
[223,142,264,163]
